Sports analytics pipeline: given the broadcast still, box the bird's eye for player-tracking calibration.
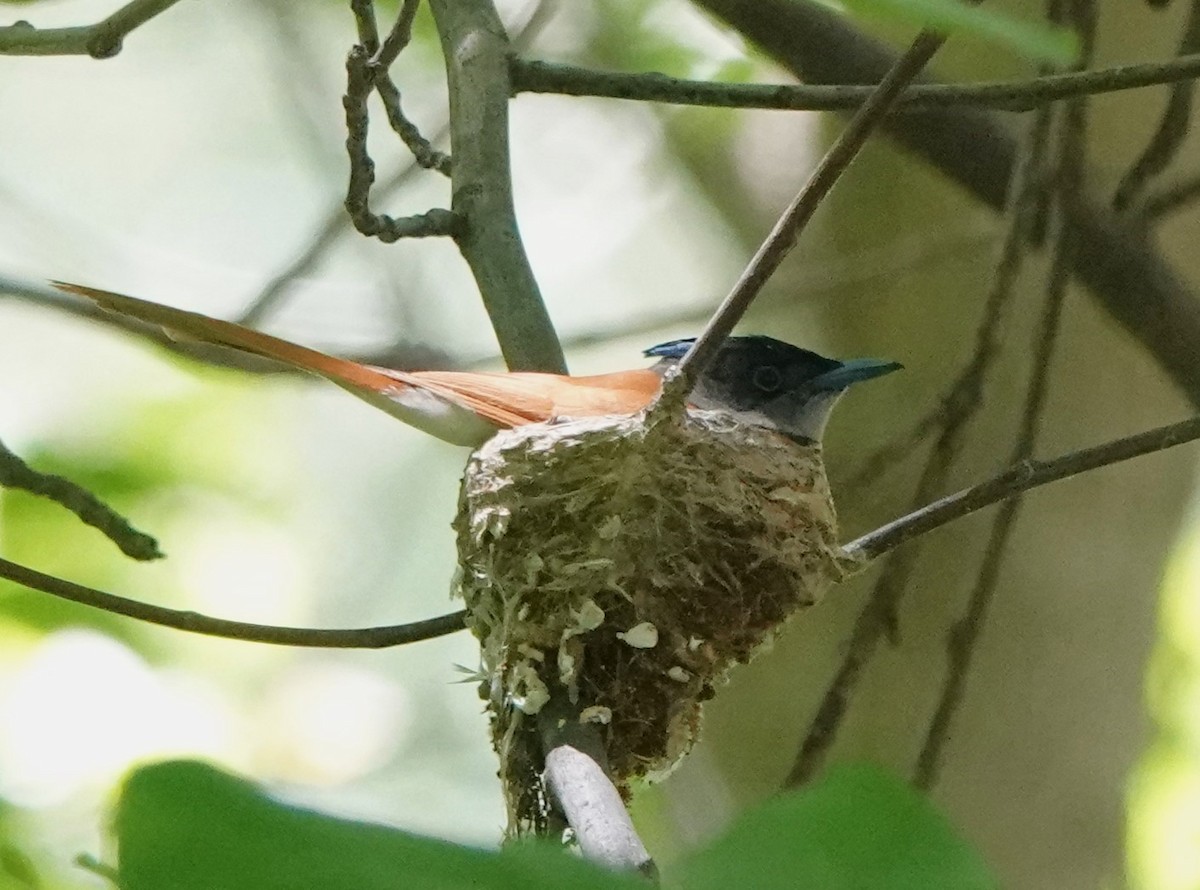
[753,365,784,393]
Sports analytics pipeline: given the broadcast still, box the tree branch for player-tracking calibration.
[426,0,566,373]
[342,5,462,244]
[0,438,162,561]
[537,697,658,879]
[843,415,1200,562]
[668,29,946,394]
[359,0,452,175]
[0,554,467,647]
[789,96,1055,788]
[1113,0,1200,210]
[0,0,182,58]
[916,0,1095,789]
[511,53,1200,112]
[1144,170,1200,218]
[692,0,1200,408]
[240,1,551,328]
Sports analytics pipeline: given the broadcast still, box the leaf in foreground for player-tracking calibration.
[673,764,995,890]
[113,759,641,890]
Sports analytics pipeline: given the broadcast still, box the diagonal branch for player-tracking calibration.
[0,439,162,561]
[788,98,1056,787]
[692,0,1200,408]
[342,9,462,244]
[913,0,1097,791]
[537,697,658,878]
[668,29,947,395]
[365,0,453,175]
[1113,0,1200,210]
[844,415,1200,563]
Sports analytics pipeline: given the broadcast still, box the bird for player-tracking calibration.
[50,282,901,447]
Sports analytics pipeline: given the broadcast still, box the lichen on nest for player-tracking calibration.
[452,409,862,833]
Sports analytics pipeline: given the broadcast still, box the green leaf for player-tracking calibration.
[832,0,1079,66]
[673,764,996,890]
[113,760,642,890]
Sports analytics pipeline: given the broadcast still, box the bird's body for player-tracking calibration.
[44,280,901,837]
[50,282,899,444]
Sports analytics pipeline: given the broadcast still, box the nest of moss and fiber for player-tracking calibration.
[452,409,861,833]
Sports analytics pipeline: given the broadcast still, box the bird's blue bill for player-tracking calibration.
[807,358,903,392]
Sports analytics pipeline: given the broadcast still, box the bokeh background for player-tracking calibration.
[0,0,1198,887]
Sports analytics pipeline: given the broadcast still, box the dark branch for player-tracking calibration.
[788,102,1055,789]
[343,34,461,242]
[1113,0,1200,210]
[692,0,1200,407]
[0,0,182,58]
[916,0,1095,786]
[1144,170,1200,217]
[511,53,1200,112]
[844,415,1200,563]
[667,30,946,396]
[0,554,467,647]
[240,2,551,327]
[0,439,162,561]
[370,0,452,174]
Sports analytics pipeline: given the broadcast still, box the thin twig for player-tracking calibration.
[240,1,550,327]
[350,0,381,49]
[0,555,467,647]
[374,77,453,174]
[342,29,461,242]
[692,0,1200,407]
[376,0,420,67]
[915,0,1096,790]
[0,439,162,561]
[787,102,1054,788]
[0,0,181,57]
[914,0,1091,790]
[1113,0,1200,210]
[511,53,1200,113]
[667,30,946,397]
[1143,170,1200,218]
[370,0,452,174]
[843,414,1200,562]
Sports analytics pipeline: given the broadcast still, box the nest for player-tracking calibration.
[452,409,861,834]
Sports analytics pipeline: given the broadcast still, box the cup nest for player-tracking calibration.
[452,410,860,833]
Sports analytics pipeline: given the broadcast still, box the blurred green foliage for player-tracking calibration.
[1128,531,1200,890]
[0,383,286,658]
[111,759,993,888]
[114,760,644,890]
[675,764,995,890]
[834,0,1078,64]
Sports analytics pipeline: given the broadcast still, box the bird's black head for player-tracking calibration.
[644,335,900,443]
